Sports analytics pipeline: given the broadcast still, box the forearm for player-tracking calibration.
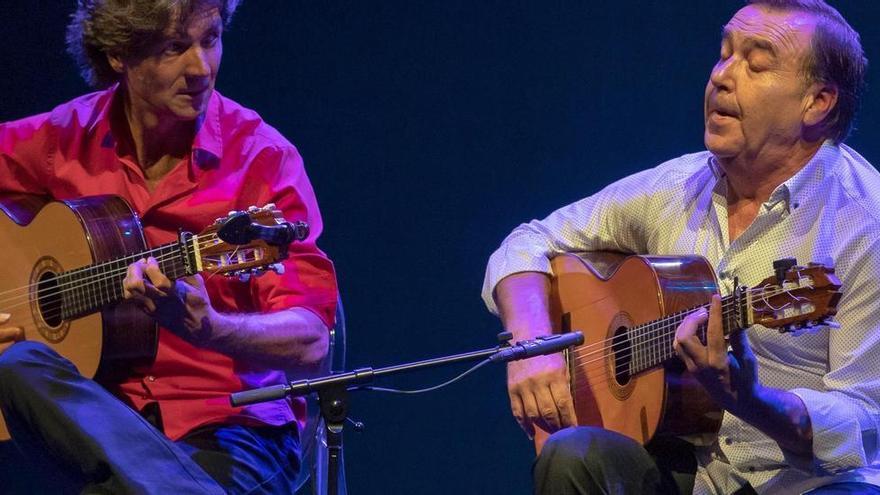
[494,272,554,339]
[204,307,330,370]
[737,385,813,456]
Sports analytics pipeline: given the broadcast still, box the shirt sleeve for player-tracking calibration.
[481,167,664,314]
[243,144,339,329]
[789,240,880,474]
[0,112,54,194]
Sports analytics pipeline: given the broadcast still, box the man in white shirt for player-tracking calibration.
[482,1,880,493]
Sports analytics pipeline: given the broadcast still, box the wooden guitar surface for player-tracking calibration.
[0,194,155,440]
[533,253,723,452]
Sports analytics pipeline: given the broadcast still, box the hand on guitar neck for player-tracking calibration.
[122,257,217,345]
[674,294,814,456]
[0,313,24,354]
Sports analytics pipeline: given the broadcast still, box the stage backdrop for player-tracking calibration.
[2,1,878,493]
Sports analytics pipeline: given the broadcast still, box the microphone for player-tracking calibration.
[218,212,309,246]
[489,332,584,363]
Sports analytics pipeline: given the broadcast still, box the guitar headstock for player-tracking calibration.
[750,262,842,333]
[191,204,297,279]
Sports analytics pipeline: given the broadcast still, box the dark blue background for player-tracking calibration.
[2,2,878,493]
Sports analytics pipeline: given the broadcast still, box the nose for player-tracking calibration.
[709,57,734,93]
[184,46,212,78]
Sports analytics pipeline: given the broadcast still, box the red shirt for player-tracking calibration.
[0,86,338,440]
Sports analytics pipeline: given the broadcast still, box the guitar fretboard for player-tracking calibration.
[627,291,748,375]
[51,236,195,320]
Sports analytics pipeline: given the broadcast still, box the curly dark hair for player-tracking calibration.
[66,0,242,88]
[746,0,867,143]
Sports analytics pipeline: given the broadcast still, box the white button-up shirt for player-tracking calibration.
[482,143,880,494]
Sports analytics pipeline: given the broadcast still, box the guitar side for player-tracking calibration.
[533,253,722,453]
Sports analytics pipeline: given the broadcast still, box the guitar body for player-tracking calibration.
[0,194,157,440]
[533,253,723,452]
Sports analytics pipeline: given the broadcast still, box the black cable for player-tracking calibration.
[352,358,493,395]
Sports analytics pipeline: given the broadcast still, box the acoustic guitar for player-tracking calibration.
[0,193,301,440]
[533,252,842,453]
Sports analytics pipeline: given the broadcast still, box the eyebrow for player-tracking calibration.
[720,25,779,57]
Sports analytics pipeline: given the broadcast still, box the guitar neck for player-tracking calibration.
[628,290,750,375]
[56,232,200,320]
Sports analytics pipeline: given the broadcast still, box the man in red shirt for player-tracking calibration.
[0,0,337,492]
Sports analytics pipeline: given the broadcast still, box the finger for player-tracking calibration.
[184,274,205,289]
[673,338,699,372]
[518,391,539,439]
[0,326,24,343]
[706,295,726,360]
[123,258,148,299]
[533,385,562,432]
[675,307,708,342]
[144,257,172,291]
[509,391,529,436]
[549,379,577,428]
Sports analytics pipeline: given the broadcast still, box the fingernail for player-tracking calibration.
[147,256,156,264]
[0,313,9,323]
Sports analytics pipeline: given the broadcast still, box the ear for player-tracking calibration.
[107,53,125,74]
[803,83,839,127]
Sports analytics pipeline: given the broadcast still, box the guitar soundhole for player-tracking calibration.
[612,326,632,386]
[36,272,63,328]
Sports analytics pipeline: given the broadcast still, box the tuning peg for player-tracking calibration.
[247,205,260,213]
[269,263,285,275]
[228,210,239,217]
[262,203,276,211]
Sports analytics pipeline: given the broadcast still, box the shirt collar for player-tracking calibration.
[707,140,840,211]
[89,84,224,172]
[776,140,839,211]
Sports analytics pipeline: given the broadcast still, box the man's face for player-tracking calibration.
[118,7,223,122]
[704,5,819,161]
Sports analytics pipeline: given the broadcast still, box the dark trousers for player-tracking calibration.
[0,341,301,494]
[534,426,880,495]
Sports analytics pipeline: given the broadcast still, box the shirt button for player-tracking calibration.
[146,375,156,382]
[724,437,733,445]
[747,466,756,473]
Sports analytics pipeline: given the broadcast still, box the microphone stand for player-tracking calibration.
[230,331,584,495]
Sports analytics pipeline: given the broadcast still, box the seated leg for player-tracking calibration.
[533,426,673,495]
[0,341,224,494]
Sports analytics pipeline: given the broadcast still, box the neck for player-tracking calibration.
[121,89,196,171]
[717,139,823,205]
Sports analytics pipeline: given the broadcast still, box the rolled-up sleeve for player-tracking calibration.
[481,168,660,314]
[243,145,338,329]
[790,240,880,474]
[0,112,54,193]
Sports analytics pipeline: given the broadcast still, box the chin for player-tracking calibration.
[170,106,206,122]
[704,132,740,159]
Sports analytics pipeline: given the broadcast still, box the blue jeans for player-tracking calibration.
[534,426,880,495]
[0,341,300,494]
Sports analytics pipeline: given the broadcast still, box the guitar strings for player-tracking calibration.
[567,283,810,363]
[0,246,256,338]
[0,233,260,316]
[0,233,226,299]
[0,230,254,299]
[566,291,813,392]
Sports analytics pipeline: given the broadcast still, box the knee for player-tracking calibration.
[540,427,607,472]
[539,426,648,474]
[0,341,62,387]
